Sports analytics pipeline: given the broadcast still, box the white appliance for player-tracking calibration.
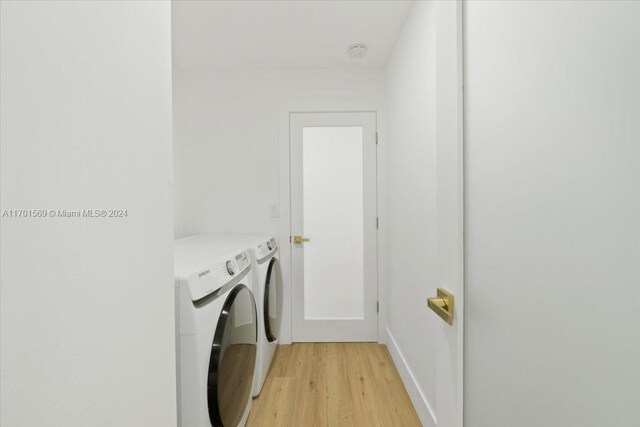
[174,236,258,427]
[180,234,282,397]
[244,236,282,397]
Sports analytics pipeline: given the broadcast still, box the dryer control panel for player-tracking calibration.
[255,237,277,262]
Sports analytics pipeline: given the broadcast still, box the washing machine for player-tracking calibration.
[179,234,282,397]
[174,236,258,427]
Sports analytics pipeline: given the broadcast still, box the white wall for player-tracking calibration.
[385,1,439,424]
[173,67,385,238]
[465,1,640,426]
[172,67,386,344]
[0,2,176,425]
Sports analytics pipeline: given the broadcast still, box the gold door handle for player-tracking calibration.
[292,235,310,244]
[427,288,454,325]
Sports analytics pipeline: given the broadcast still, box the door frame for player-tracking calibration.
[277,105,387,345]
[289,112,378,342]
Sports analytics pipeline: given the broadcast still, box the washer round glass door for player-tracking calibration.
[207,284,257,427]
[264,257,283,342]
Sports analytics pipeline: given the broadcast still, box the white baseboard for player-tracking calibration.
[386,328,437,427]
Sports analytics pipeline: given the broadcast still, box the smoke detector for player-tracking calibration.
[347,43,368,59]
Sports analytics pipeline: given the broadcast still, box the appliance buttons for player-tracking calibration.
[226,260,236,275]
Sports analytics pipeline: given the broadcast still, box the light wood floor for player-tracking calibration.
[246,343,421,427]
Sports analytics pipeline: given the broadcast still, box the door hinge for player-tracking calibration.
[376,217,379,229]
[377,301,379,313]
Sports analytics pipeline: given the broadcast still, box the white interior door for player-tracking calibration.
[433,2,464,426]
[464,1,640,426]
[290,112,377,342]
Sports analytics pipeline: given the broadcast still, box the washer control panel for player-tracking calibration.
[225,260,236,275]
[187,250,251,302]
[233,251,249,273]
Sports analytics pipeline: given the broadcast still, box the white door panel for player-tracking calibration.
[290,112,377,342]
[464,1,640,426]
[434,2,464,427]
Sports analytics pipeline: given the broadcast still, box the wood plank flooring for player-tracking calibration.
[246,343,421,427]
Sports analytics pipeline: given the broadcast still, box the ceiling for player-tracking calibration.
[172,0,414,70]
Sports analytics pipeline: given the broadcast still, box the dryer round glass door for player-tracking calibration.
[264,257,283,342]
[207,284,257,427]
